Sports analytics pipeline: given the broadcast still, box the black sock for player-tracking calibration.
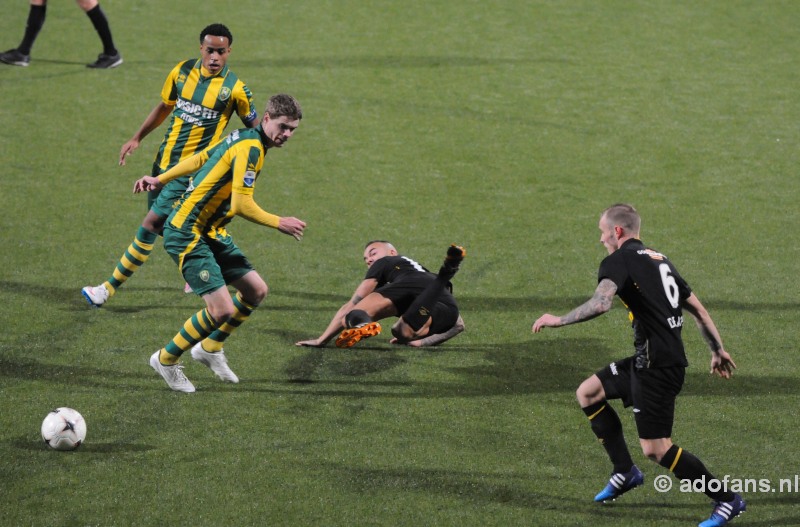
[582,401,634,474]
[403,283,444,331]
[18,4,46,55]
[86,5,117,56]
[344,309,371,328]
[659,444,734,502]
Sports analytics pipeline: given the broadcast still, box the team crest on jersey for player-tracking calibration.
[199,270,210,282]
[177,73,187,84]
[218,87,231,101]
[243,171,256,187]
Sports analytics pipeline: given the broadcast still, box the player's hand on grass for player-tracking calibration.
[278,216,307,241]
[711,349,736,379]
[532,314,561,333]
[133,176,162,193]
[295,338,326,348]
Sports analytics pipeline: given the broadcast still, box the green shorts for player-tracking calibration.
[163,225,255,296]
[148,178,193,217]
[146,163,193,216]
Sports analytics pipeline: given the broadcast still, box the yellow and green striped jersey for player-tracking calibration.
[168,126,271,235]
[155,59,257,173]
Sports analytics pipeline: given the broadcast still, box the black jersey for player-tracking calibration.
[598,239,692,369]
[365,255,433,287]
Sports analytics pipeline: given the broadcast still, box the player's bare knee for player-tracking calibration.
[142,214,165,234]
[576,376,604,406]
[237,275,268,306]
[76,0,99,11]
[208,304,235,324]
[640,440,670,464]
[249,282,268,305]
[641,445,661,463]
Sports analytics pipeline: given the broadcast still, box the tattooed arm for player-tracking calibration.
[392,315,466,347]
[295,279,378,347]
[532,279,618,333]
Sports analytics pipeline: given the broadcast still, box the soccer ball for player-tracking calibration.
[41,408,87,451]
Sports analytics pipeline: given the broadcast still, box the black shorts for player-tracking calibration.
[428,300,459,334]
[376,279,459,334]
[596,356,685,440]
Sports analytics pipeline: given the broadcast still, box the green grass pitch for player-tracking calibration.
[1,1,799,525]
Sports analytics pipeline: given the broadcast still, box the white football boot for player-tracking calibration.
[81,284,109,307]
[191,343,239,383]
[149,351,195,393]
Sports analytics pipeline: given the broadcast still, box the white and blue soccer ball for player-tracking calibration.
[41,408,87,451]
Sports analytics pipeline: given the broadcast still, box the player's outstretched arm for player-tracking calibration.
[229,192,306,241]
[134,150,210,194]
[295,279,378,347]
[295,300,355,347]
[682,293,737,379]
[532,279,617,333]
[119,102,173,166]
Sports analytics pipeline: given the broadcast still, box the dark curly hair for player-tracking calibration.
[200,23,233,45]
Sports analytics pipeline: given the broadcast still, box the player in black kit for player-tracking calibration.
[532,204,744,527]
[296,241,466,349]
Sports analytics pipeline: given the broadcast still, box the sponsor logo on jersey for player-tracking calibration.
[218,87,231,101]
[610,362,618,375]
[243,171,256,187]
[175,97,220,120]
[637,248,666,261]
[633,407,641,413]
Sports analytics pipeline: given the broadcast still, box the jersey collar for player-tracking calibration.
[621,238,643,249]
[196,60,229,81]
[256,124,271,150]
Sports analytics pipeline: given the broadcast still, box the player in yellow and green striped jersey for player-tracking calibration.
[132,94,306,392]
[82,23,257,308]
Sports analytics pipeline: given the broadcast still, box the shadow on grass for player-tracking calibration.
[318,463,740,524]
[0,280,346,314]
[2,339,795,401]
[323,464,800,524]
[0,356,152,386]
[13,436,156,453]
[268,338,800,399]
[4,279,796,316]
